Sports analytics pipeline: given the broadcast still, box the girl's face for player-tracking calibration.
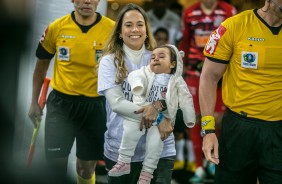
[150,47,176,74]
[120,10,147,50]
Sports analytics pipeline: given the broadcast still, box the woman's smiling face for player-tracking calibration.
[120,10,147,50]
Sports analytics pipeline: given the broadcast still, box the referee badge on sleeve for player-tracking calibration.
[58,46,70,61]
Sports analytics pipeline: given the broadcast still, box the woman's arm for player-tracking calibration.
[105,85,159,126]
[104,85,142,121]
[105,85,172,139]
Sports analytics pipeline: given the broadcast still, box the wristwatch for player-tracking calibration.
[200,129,216,137]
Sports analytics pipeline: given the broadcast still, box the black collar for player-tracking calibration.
[71,11,102,33]
[254,9,281,35]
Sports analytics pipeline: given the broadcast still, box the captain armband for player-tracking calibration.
[201,116,215,130]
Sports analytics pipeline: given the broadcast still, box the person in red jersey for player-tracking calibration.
[179,0,237,183]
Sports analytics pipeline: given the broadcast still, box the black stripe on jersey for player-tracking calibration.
[254,9,281,35]
[207,56,229,64]
[36,43,54,59]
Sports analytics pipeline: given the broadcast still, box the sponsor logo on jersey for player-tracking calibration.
[241,51,258,69]
[190,10,202,16]
[58,46,70,61]
[205,25,226,55]
[214,10,225,15]
[47,147,61,151]
[61,35,75,39]
[195,29,211,47]
[247,37,265,42]
[201,120,210,127]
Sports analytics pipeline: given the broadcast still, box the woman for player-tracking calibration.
[98,3,175,184]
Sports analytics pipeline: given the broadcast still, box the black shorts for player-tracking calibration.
[215,108,282,184]
[104,156,175,184]
[45,90,107,160]
[173,109,187,132]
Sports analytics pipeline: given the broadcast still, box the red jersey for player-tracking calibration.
[179,1,236,74]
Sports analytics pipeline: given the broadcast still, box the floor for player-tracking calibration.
[95,164,215,184]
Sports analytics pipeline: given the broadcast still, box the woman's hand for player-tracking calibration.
[135,104,158,130]
[135,105,173,140]
[157,118,173,141]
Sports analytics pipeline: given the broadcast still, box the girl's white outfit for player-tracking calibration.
[117,44,196,173]
[128,45,196,126]
[97,44,176,166]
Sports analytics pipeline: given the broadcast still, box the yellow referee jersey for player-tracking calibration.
[40,13,115,97]
[204,9,282,121]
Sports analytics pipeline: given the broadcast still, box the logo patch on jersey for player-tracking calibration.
[40,26,49,44]
[205,25,226,55]
[96,50,103,63]
[58,46,70,61]
[241,51,258,69]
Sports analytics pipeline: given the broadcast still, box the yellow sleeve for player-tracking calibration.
[40,21,59,55]
[203,18,235,62]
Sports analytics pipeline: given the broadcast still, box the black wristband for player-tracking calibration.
[159,100,167,111]
[200,129,215,137]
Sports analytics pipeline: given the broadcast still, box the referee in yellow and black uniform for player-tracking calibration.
[28,0,114,183]
[199,0,282,184]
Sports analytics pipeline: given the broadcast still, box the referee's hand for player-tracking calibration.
[202,133,220,165]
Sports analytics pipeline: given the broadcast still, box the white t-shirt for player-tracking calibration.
[98,50,176,162]
[146,73,171,103]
